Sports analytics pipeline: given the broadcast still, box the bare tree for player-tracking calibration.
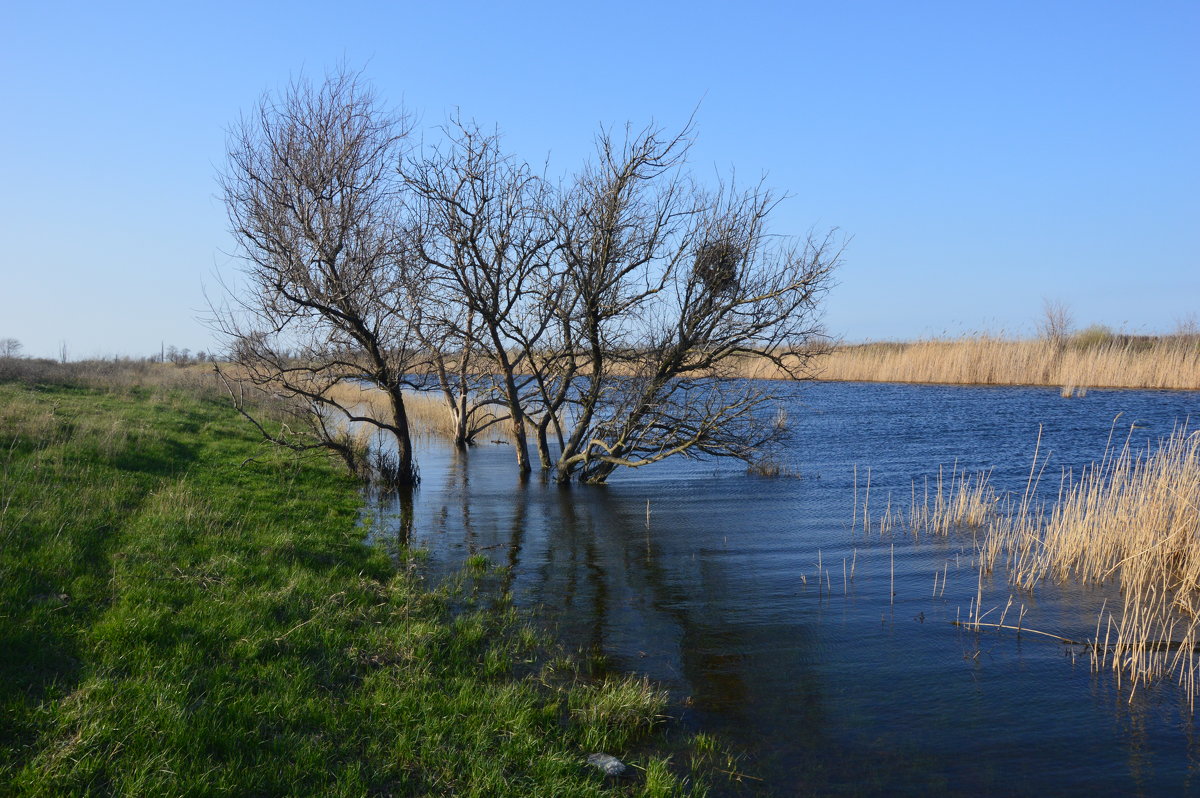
[402,278,503,448]
[0,338,22,358]
[215,68,421,486]
[214,70,839,488]
[402,118,556,474]
[165,345,193,366]
[546,125,840,483]
[1037,298,1074,349]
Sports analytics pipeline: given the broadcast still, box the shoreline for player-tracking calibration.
[0,376,714,795]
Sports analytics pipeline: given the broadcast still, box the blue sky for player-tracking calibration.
[2,1,1196,359]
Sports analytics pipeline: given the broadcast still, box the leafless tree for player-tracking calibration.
[546,124,840,483]
[0,338,22,358]
[165,345,193,366]
[402,278,502,448]
[1038,298,1074,349]
[214,68,422,486]
[215,69,839,488]
[402,118,556,473]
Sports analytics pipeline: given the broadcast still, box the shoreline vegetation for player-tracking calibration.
[746,332,1200,391]
[324,329,1200,456]
[870,423,1200,709]
[0,363,719,796]
[984,424,1200,708]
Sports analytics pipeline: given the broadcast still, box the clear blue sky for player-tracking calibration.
[2,0,1196,359]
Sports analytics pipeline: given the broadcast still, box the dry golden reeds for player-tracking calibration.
[997,425,1200,705]
[748,335,1200,390]
[907,424,1200,707]
[322,383,512,441]
[851,462,1001,538]
[323,383,471,439]
[907,464,1001,537]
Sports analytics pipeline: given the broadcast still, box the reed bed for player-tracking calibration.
[907,465,1000,537]
[404,391,473,437]
[747,335,1200,390]
[984,425,1200,704]
[851,463,1000,538]
[323,383,509,440]
[899,425,1200,707]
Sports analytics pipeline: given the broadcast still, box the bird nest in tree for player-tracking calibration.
[693,240,742,296]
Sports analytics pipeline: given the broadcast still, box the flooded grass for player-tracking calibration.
[0,379,707,796]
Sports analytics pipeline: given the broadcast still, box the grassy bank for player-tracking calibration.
[0,373,709,796]
[742,334,1200,390]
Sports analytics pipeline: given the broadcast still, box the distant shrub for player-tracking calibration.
[1071,324,1115,349]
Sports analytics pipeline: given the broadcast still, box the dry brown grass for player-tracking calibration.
[0,357,226,397]
[746,335,1200,390]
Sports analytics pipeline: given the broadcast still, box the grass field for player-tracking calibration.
[0,373,715,796]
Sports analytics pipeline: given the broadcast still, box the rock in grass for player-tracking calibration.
[30,593,70,606]
[587,753,626,776]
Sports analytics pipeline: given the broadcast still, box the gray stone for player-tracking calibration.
[586,753,626,777]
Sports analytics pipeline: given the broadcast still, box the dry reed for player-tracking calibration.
[852,462,1000,538]
[745,335,1200,391]
[908,425,1200,707]
[323,383,508,440]
[990,425,1200,705]
[907,464,1000,537]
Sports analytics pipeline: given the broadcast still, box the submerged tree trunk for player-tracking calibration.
[383,381,419,486]
[534,419,553,470]
[502,376,533,475]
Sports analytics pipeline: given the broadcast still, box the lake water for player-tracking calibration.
[369,381,1200,795]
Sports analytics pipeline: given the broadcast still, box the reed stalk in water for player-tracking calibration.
[899,424,1200,707]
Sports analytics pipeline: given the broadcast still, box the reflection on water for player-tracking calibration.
[367,382,1200,795]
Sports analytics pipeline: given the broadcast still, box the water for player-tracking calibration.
[368,381,1200,795]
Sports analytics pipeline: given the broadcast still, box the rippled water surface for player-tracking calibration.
[370,382,1200,795]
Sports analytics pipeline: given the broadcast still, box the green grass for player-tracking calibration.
[0,379,708,796]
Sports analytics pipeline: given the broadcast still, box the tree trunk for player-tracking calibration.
[490,331,532,475]
[385,383,419,486]
[535,419,552,470]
